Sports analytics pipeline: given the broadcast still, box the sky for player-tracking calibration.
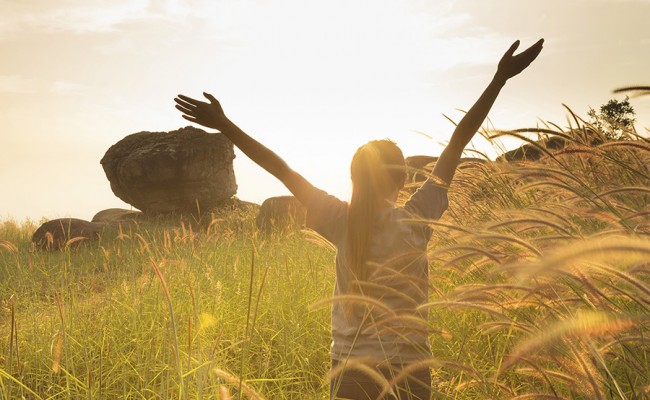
[1,0,649,222]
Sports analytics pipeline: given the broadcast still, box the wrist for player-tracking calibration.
[216,118,236,133]
[217,119,246,140]
[492,73,508,87]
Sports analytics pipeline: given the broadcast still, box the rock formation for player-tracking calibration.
[101,126,236,215]
[405,155,487,183]
[256,196,306,233]
[496,136,567,162]
[91,208,143,224]
[32,218,105,250]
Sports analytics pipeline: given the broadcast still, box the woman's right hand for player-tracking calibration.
[174,92,231,131]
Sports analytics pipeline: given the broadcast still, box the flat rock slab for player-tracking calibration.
[101,126,237,215]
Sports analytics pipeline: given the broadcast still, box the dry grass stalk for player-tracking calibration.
[452,378,515,396]
[500,311,634,372]
[309,294,397,317]
[487,218,575,238]
[0,239,18,253]
[301,228,336,252]
[418,300,504,319]
[65,236,90,249]
[498,237,650,280]
[219,386,232,400]
[364,314,448,339]
[328,358,396,399]
[479,321,533,335]
[377,359,444,399]
[211,368,266,400]
[352,281,419,308]
[51,332,64,374]
[507,394,569,400]
[515,367,576,385]
[431,245,503,264]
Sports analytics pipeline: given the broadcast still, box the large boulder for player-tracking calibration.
[101,126,236,215]
[256,196,306,233]
[496,128,611,162]
[32,218,105,250]
[405,155,437,183]
[496,136,567,162]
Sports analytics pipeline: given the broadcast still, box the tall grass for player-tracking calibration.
[0,209,333,398]
[419,113,650,398]
[1,109,649,398]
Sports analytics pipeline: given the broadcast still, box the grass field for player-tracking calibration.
[1,115,649,399]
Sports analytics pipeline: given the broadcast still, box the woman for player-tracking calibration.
[174,38,544,399]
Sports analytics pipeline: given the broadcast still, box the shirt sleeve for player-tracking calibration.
[404,178,449,221]
[304,189,348,245]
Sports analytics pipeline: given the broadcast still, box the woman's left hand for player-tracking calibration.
[496,38,544,82]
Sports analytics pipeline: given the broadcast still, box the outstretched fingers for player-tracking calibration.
[178,112,197,123]
[203,92,218,104]
[504,40,520,58]
[516,39,544,67]
[174,98,196,112]
[497,38,544,80]
[174,98,200,121]
[521,38,544,58]
[174,103,195,116]
[176,94,203,106]
[174,92,225,130]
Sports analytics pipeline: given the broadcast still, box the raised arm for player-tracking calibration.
[432,39,544,185]
[174,92,317,205]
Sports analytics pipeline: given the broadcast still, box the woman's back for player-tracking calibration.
[306,178,448,364]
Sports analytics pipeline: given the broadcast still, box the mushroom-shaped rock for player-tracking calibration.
[101,126,236,215]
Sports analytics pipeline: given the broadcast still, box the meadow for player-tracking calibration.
[1,109,649,399]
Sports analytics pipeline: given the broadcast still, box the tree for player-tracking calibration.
[588,97,636,140]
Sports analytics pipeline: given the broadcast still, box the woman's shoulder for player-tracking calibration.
[304,189,348,243]
[402,178,449,221]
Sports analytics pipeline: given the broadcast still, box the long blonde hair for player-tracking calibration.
[347,140,406,289]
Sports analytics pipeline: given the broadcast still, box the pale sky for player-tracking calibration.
[2,0,649,222]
